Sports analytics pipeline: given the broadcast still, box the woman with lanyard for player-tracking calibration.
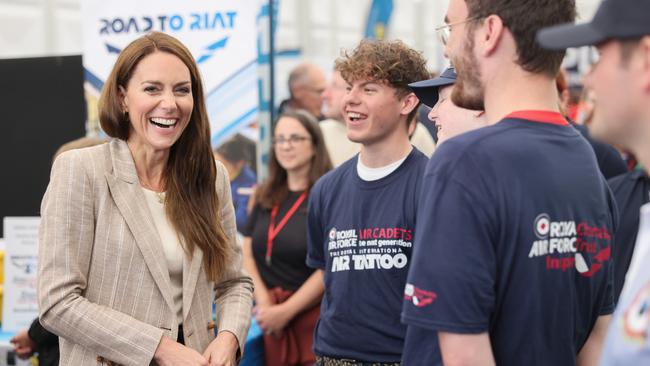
[242,110,332,365]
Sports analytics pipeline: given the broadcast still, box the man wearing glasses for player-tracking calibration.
[538,0,650,364]
[401,1,616,365]
[306,39,429,365]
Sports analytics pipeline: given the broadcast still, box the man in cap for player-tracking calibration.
[538,0,650,363]
[409,66,487,145]
[401,0,617,365]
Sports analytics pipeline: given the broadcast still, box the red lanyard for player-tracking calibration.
[266,192,308,265]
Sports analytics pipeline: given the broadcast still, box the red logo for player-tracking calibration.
[404,284,437,308]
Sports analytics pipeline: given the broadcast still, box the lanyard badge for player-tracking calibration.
[266,192,308,266]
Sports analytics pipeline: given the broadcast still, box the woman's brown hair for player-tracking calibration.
[255,110,333,209]
[98,32,230,281]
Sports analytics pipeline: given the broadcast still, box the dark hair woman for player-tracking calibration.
[242,110,332,365]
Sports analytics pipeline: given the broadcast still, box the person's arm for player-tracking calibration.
[255,270,324,334]
[577,314,611,366]
[276,269,324,315]
[438,332,496,366]
[27,318,57,348]
[242,236,272,307]
[206,161,254,362]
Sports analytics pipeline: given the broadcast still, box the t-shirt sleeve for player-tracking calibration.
[595,142,628,179]
[600,187,619,315]
[402,164,496,334]
[241,203,259,237]
[306,181,326,269]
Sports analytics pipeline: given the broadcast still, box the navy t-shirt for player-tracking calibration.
[572,122,627,179]
[307,148,428,362]
[401,111,617,366]
[607,169,650,302]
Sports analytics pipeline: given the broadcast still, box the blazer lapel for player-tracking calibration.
[105,140,176,316]
[182,245,203,320]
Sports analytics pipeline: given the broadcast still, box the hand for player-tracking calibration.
[153,336,208,366]
[10,329,35,360]
[254,291,273,309]
[251,292,273,319]
[255,303,294,335]
[202,331,239,366]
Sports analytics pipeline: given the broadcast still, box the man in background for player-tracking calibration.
[214,134,257,232]
[278,62,327,120]
[320,70,361,167]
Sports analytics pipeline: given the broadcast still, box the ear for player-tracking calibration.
[118,85,128,113]
[478,14,506,57]
[400,92,420,116]
[292,84,305,99]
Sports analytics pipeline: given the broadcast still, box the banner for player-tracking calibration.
[81,0,259,146]
[365,0,393,40]
[2,217,40,332]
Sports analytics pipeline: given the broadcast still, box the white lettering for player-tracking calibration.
[351,254,408,270]
[550,221,577,238]
[331,255,350,272]
[549,237,577,254]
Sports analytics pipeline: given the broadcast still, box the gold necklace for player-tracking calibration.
[138,179,165,204]
[155,191,165,204]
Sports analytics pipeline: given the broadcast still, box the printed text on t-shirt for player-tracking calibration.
[328,227,412,272]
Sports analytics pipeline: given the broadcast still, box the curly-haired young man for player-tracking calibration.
[306,39,430,365]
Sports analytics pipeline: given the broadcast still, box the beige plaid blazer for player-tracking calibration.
[37,139,253,365]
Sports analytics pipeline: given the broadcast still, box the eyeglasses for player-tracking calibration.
[272,135,311,147]
[435,16,481,45]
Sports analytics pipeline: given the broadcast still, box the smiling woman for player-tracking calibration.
[37,32,253,366]
[242,110,332,365]
[119,51,193,153]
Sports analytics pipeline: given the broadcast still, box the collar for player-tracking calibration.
[505,110,569,126]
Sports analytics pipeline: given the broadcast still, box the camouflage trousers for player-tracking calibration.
[316,356,400,366]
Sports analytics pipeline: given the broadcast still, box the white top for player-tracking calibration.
[356,150,410,181]
[622,204,650,285]
[320,118,361,167]
[411,122,436,158]
[141,187,184,324]
[599,203,650,364]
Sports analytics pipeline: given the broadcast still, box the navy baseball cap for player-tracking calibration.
[537,0,650,50]
[409,67,457,108]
